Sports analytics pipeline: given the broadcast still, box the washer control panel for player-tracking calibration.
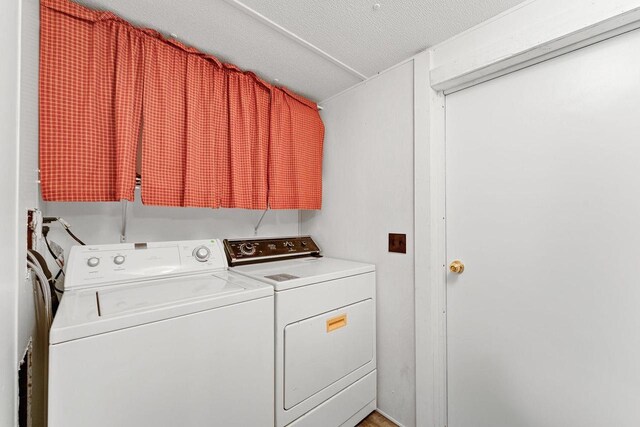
[65,239,227,290]
[224,236,321,266]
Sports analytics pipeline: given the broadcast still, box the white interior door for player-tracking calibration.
[446,29,640,427]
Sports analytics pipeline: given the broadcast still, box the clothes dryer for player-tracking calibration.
[225,237,376,427]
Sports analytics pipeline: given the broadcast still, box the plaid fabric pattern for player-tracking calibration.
[222,69,270,210]
[141,36,227,208]
[269,88,324,209]
[40,0,324,209]
[40,0,143,201]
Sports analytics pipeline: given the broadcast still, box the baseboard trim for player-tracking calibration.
[375,408,406,427]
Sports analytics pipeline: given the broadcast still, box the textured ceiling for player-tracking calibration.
[238,0,527,79]
[76,0,526,102]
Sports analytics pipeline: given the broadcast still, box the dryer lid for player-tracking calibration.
[231,257,375,291]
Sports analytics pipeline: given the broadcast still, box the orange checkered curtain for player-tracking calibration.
[40,0,143,201]
[140,36,228,208]
[222,69,270,210]
[40,0,324,209]
[269,88,324,209]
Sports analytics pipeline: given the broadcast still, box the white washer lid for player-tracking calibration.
[97,274,242,316]
[50,272,272,344]
[230,257,375,291]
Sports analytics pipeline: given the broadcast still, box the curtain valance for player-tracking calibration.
[40,0,324,209]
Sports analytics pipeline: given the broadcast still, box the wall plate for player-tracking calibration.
[388,233,406,254]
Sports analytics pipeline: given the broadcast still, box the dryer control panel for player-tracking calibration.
[65,239,227,290]
[224,236,321,266]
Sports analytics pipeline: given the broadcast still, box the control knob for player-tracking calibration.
[239,243,256,256]
[193,246,211,262]
[113,255,126,265]
[87,257,100,267]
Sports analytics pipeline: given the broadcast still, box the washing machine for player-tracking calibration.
[48,239,274,427]
[224,236,376,427]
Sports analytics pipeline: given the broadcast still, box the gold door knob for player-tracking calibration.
[449,260,464,274]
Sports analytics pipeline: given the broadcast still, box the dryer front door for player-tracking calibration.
[284,298,374,409]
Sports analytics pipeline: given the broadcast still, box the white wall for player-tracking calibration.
[43,195,299,261]
[21,1,44,425]
[1,0,41,424]
[19,0,40,364]
[0,0,22,423]
[302,58,419,427]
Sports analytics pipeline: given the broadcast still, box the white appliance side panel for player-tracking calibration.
[48,297,274,427]
[284,299,374,409]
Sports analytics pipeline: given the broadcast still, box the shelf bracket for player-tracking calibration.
[254,209,269,236]
[120,200,128,243]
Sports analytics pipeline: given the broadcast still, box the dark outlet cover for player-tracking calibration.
[388,233,406,254]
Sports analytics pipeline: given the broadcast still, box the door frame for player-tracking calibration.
[414,2,640,426]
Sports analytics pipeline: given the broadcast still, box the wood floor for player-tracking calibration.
[357,411,397,427]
